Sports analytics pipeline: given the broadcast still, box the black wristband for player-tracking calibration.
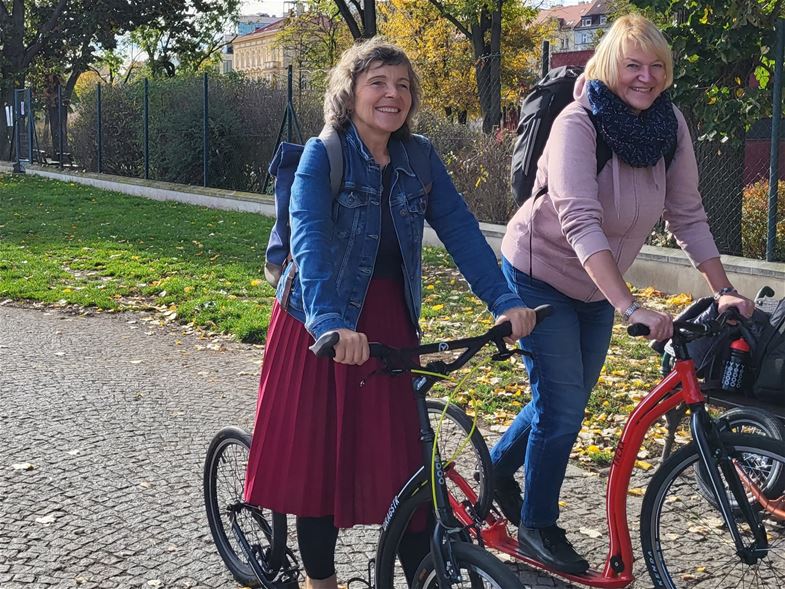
[714,287,738,301]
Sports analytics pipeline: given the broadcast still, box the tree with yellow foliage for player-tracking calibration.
[380,0,547,131]
[379,0,478,122]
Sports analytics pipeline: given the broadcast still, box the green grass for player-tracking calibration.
[0,174,277,342]
[0,174,691,460]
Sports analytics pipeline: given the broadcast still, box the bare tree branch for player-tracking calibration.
[333,0,362,39]
[427,0,471,39]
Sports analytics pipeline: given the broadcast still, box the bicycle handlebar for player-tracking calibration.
[627,306,745,339]
[310,304,553,360]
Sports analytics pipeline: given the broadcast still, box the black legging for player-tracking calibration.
[296,515,430,584]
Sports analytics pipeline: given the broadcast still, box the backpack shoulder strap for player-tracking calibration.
[318,124,343,196]
[585,108,613,175]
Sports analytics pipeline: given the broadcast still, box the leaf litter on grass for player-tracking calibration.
[1,175,700,467]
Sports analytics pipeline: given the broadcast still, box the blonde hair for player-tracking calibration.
[585,14,673,92]
[323,37,421,139]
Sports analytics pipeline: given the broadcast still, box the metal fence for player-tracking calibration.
[6,59,785,263]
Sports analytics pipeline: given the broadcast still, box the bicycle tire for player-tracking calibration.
[203,426,287,587]
[695,407,785,510]
[641,432,785,588]
[410,542,521,589]
[427,399,493,520]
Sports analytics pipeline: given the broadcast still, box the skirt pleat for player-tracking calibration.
[244,278,422,528]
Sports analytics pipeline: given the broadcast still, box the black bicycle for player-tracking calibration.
[203,305,551,589]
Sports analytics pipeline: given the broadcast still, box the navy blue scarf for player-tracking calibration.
[587,79,677,168]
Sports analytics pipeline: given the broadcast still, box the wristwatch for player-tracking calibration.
[621,300,641,323]
[714,287,738,301]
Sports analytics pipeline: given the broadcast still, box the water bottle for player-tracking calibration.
[721,338,751,394]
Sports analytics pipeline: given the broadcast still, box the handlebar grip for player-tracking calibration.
[627,323,650,337]
[490,304,554,340]
[309,331,340,358]
[490,321,513,339]
[534,304,552,323]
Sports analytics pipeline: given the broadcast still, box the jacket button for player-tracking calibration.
[400,209,407,216]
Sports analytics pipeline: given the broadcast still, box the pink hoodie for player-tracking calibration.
[501,75,720,302]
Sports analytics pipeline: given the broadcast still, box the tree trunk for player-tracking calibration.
[695,139,745,256]
[469,4,502,134]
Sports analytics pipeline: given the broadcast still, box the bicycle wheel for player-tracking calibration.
[427,399,493,521]
[410,542,521,589]
[641,432,785,588]
[203,426,287,587]
[695,408,785,510]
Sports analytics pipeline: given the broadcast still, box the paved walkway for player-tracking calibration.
[0,304,651,589]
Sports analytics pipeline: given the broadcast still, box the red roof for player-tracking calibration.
[535,3,593,28]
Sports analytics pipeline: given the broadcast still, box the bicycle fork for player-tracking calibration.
[413,375,470,587]
[690,406,769,564]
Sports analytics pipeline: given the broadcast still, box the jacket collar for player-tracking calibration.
[345,120,416,178]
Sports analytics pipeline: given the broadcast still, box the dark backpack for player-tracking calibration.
[264,126,433,287]
[657,291,785,405]
[751,293,785,404]
[510,65,676,206]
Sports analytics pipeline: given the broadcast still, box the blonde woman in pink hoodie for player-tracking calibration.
[490,14,755,574]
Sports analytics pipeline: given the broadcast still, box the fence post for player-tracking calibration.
[57,84,63,170]
[144,78,149,180]
[541,40,550,78]
[96,83,102,174]
[12,90,23,173]
[203,72,209,188]
[768,18,785,262]
[26,89,33,165]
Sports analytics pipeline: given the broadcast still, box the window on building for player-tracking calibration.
[582,17,592,27]
[582,33,591,45]
[599,15,608,25]
[560,37,569,50]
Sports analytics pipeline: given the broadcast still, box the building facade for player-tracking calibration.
[537,1,611,66]
[232,18,289,83]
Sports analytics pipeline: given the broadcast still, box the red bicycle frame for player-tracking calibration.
[449,358,705,588]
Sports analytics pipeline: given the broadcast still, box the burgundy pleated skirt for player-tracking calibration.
[244,278,423,528]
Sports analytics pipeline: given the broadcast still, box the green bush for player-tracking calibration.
[70,81,517,222]
[70,75,324,192]
[417,111,517,224]
[741,179,785,260]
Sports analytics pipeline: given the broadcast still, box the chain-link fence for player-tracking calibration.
[7,59,785,263]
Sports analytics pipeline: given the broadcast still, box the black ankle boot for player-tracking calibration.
[517,524,589,574]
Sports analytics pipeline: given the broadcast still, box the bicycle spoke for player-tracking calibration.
[641,434,785,588]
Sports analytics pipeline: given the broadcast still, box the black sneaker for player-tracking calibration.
[517,524,589,574]
[492,475,522,526]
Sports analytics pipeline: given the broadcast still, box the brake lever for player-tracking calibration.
[491,347,529,362]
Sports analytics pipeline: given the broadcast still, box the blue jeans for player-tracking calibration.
[491,258,614,528]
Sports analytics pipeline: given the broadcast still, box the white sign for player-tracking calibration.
[4,105,12,127]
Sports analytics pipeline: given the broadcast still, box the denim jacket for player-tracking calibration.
[276,122,524,340]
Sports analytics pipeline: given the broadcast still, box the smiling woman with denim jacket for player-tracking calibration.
[243,37,536,589]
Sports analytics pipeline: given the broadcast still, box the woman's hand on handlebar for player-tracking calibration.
[496,306,538,344]
[629,306,673,342]
[331,328,369,365]
[717,291,755,318]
